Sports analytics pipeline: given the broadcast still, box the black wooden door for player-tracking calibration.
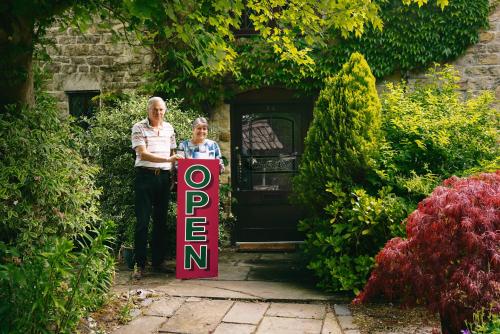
[231,95,311,242]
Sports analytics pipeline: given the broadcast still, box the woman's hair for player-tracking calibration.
[192,117,208,128]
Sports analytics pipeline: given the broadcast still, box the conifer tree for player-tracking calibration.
[293,52,381,216]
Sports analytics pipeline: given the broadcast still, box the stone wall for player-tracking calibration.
[41,26,152,111]
[210,103,231,184]
[407,4,499,103]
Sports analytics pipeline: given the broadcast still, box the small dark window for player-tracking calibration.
[66,90,100,125]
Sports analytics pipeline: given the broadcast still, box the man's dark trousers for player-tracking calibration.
[134,168,171,269]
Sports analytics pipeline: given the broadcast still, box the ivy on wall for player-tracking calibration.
[147,0,490,110]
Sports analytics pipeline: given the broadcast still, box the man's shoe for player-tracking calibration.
[132,266,145,280]
[151,263,174,274]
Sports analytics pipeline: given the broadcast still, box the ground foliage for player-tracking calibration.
[0,225,115,333]
[355,172,500,334]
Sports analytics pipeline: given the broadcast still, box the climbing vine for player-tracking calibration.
[146,0,490,110]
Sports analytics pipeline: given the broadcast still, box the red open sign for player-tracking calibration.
[176,159,219,279]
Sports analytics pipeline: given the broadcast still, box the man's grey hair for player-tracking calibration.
[147,97,167,111]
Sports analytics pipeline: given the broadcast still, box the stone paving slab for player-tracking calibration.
[337,315,357,330]
[256,316,323,334]
[159,299,234,334]
[223,301,270,324]
[155,280,259,299]
[199,265,250,281]
[266,302,326,319]
[163,279,336,301]
[143,297,184,317]
[333,304,351,316]
[111,316,166,334]
[322,311,343,334]
[213,323,256,334]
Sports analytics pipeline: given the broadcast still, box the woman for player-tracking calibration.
[178,117,225,173]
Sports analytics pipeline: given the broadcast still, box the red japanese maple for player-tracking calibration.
[354,172,500,334]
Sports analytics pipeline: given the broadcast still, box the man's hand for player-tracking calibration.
[170,154,184,162]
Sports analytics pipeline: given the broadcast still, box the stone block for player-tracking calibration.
[468,77,494,90]
[337,315,357,330]
[91,44,107,55]
[214,323,256,334]
[223,301,269,324]
[266,303,325,319]
[489,65,500,77]
[322,312,342,334]
[479,32,495,43]
[218,130,231,142]
[256,316,322,334]
[479,54,499,65]
[77,65,90,73]
[333,304,351,316]
[76,35,100,44]
[143,297,184,317]
[87,57,104,66]
[61,64,76,74]
[44,63,61,74]
[159,299,234,333]
[105,44,127,57]
[464,66,491,76]
[112,316,166,334]
[57,36,76,44]
[51,56,70,64]
[487,43,500,53]
[63,44,90,55]
[72,57,86,65]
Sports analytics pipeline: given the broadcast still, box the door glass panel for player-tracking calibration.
[238,112,300,191]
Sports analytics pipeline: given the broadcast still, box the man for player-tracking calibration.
[131,96,183,279]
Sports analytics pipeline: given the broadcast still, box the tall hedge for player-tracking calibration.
[0,93,100,251]
[0,86,114,332]
[293,52,381,215]
[292,53,405,293]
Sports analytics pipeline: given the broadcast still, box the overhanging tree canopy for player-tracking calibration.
[0,0,448,109]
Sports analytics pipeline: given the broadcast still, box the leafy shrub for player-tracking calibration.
[379,65,498,199]
[354,172,500,334]
[294,53,407,292]
[0,94,100,251]
[293,52,381,215]
[296,61,498,294]
[465,307,500,334]
[302,186,411,293]
[0,79,114,332]
[0,223,115,333]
